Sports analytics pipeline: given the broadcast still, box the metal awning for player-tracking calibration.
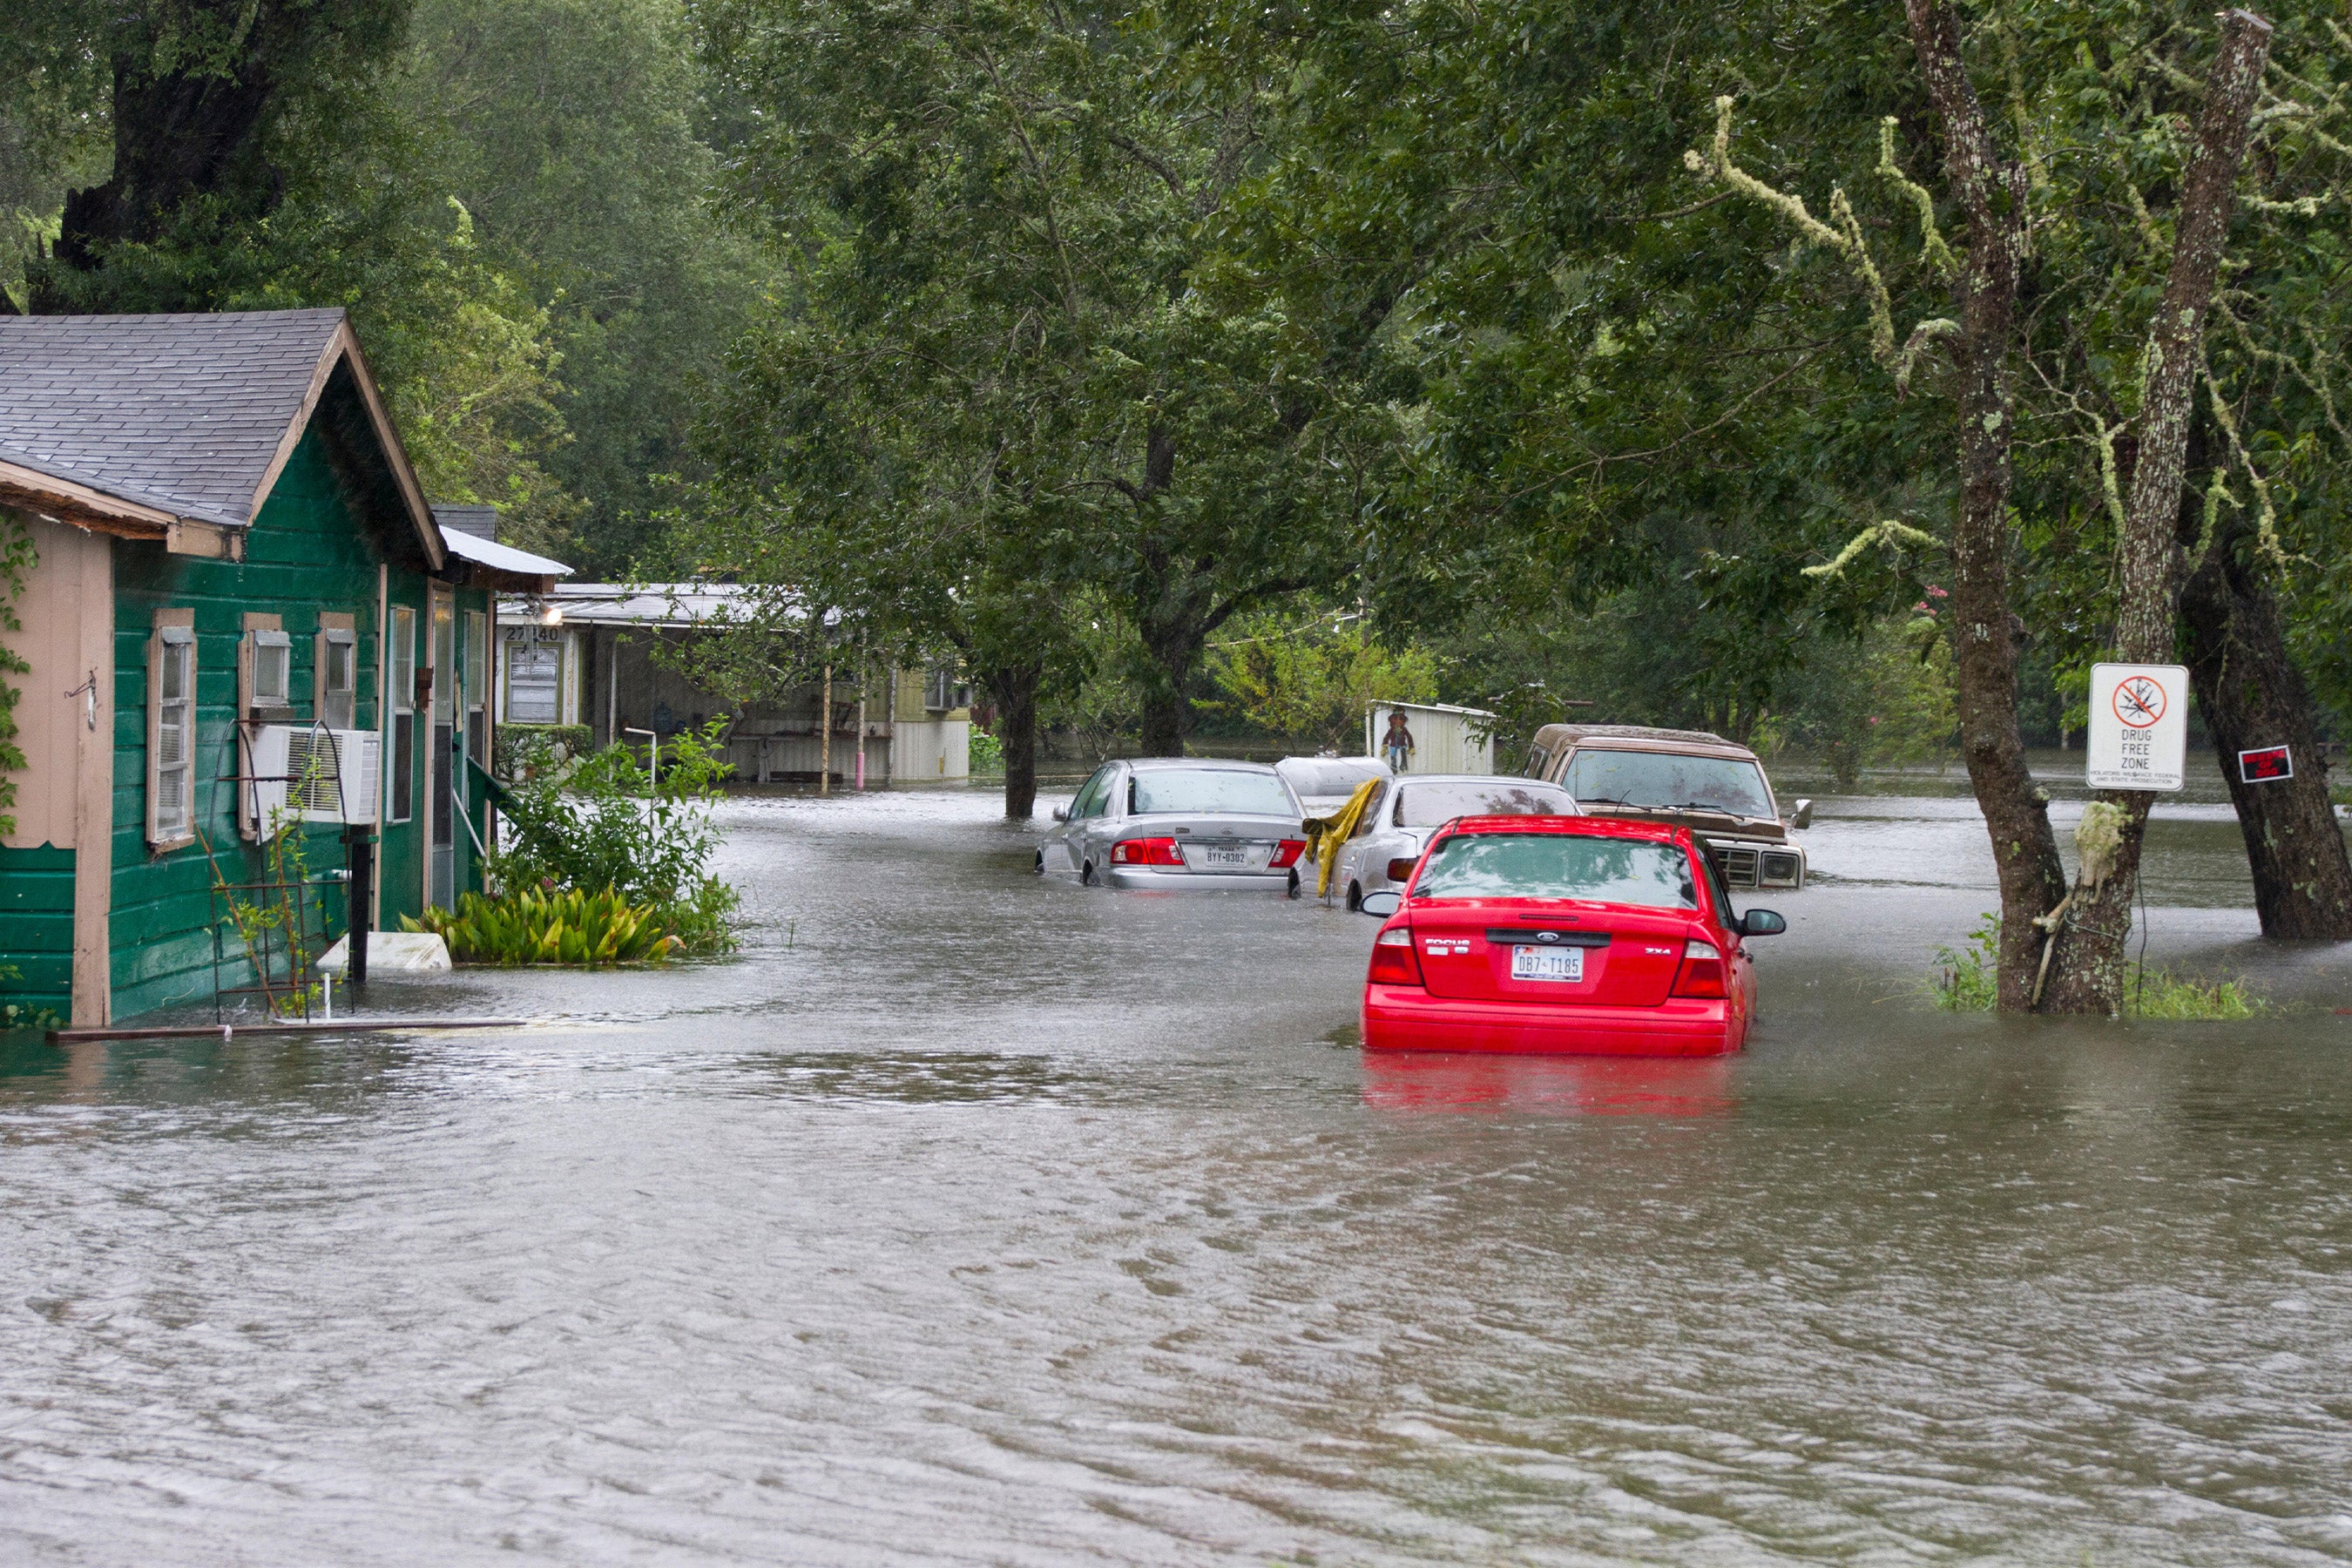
[442,528,571,593]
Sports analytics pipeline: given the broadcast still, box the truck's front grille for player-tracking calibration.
[1720,847,1760,887]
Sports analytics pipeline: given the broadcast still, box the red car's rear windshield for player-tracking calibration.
[1415,832,1697,909]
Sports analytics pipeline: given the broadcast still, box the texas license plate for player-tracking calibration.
[1186,842,1262,870]
[1511,944,1584,982]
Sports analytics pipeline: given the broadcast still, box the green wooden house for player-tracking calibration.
[0,309,570,1026]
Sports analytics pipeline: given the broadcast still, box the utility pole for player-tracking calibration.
[819,662,832,795]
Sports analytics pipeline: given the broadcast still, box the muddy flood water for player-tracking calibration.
[6,771,2352,1565]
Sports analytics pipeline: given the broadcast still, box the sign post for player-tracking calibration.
[2085,663,2188,792]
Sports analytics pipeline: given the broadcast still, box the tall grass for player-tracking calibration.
[1931,913,2265,1018]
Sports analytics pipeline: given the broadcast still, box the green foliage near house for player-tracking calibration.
[407,885,680,965]
[0,958,61,1031]
[489,719,740,953]
[205,802,330,1020]
[492,723,594,782]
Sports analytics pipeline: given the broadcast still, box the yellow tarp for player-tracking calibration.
[1306,776,1383,899]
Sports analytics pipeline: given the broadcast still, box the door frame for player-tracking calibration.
[424,582,455,909]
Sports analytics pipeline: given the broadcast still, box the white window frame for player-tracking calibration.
[924,666,970,713]
[504,627,564,726]
[463,608,489,761]
[317,618,358,731]
[389,605,417,823]
[248,629,292,712]
[148,614,197,848]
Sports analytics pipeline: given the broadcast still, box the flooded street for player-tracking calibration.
[6,779,2352,1565]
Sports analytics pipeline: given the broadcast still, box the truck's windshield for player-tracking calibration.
[1563,749,1774,820]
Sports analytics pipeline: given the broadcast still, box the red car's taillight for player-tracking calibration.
[1368,926,1424,987]
[1268,838,1307,869]
[1670,938,1727,998]
[1112,836,1185,867]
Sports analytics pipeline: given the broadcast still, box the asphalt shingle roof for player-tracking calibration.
[0,308,349,529]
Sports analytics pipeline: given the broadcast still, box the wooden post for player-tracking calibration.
[71,527,113,1026]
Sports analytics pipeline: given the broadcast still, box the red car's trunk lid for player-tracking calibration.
[1407,902,1693,1006]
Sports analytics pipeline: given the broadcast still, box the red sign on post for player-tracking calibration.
[2240,745,2293,782]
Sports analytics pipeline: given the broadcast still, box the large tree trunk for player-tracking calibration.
[61,57,274,261]
[2040,9,2274,1013]
[1904,0,2070,1008]
[2180,510,2352,936]
[983,659,1044,820]
[1136,616,1206,756]
[33,0,409,313]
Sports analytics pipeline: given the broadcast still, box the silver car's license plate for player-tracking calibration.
[1511,944,1584,982]
[1186,842,1263,870]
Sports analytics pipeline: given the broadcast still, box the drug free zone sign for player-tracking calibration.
[2085,663,2188,792]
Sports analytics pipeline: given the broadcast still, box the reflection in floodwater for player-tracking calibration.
[1361,1049,1736,1118]
[724,1049,1093,1104]
[3,783,2351,1567]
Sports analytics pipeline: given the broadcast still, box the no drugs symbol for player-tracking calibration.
[2112,674,2166,729]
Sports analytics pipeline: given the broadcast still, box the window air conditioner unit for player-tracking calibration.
[249,726,382,825]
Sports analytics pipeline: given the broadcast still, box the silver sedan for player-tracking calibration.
[1039,759,1309,893]
[1327,774,1576,909]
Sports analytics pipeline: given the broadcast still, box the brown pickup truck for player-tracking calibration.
[1523,723,1810,890]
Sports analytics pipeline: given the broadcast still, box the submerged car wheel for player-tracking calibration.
[1287,871,1301,898]
[1033,850,1045,875]
[1346,881,1362,912]
[1080,861,1096,886]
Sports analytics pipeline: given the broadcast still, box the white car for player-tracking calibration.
[1327,773,1577,909]
[1274,754,1393,818]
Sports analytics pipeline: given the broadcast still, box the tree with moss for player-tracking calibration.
[1230,0,2346,1011]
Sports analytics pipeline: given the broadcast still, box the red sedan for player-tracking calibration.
[1357,814,1786,1058]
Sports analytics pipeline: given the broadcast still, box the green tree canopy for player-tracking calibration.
[692,0,1393,771]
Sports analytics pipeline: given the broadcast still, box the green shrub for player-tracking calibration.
[495,724,594,782]
[491,719,740,953]
[968,727,1005,775]
[406,886,681,966]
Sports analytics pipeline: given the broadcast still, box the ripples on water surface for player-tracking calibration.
[5,783,2352,1565]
